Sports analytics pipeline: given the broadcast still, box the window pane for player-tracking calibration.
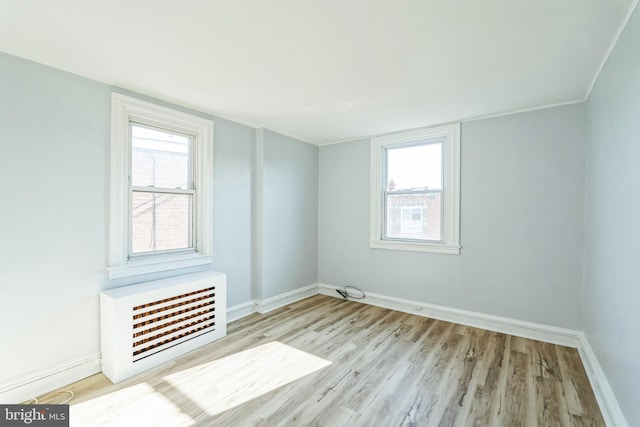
[386,192,441,241]
[131,124,191,189]
[131,192,192,253]
[386,142,442,191]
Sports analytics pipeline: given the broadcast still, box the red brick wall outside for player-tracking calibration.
[386,193,441,241]
[131,148,191,253]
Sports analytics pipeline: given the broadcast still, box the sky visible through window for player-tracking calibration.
[387,142,442,191]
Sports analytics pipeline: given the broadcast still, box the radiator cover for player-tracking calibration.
[100,271,227,383]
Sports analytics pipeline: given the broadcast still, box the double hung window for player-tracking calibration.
[109,94,214,279]
[370,124,460,254]
[130,124,194,255]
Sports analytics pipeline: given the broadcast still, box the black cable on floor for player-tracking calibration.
[336,285,365,300]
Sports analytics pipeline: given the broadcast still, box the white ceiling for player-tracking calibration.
[0,1,636,144]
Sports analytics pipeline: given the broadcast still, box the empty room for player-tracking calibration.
[1,1,638,426]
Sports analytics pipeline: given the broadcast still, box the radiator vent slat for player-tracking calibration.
[130,329,215,363]
[133,314,215,348]
[133,321,216,359]
[133,296,216,330]
[133,308,215,338]
[100,271,227,383]
[133,289,215,319]
[132,287,214,311]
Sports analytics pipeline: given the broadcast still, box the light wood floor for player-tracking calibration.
[39,295,604,426]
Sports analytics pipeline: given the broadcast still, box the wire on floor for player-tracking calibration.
[336,285,366,300]
[25,390,74,405]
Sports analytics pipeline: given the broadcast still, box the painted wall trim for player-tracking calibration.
[256,284,319,314]
[0,353,101,404]
[318,283,581,347]
[317,100,585,147]
[227,300,258,323]
[227,283,322,321]
[584,0,640,100]
[577,333,629,427]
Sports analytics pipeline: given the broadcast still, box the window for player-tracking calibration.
[130,124,193,255]
[109,94,214,279]
[370,123,460,254]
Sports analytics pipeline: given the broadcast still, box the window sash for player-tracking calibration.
[381,139,445,243]
[128,122,197,259]
[130,121,193,190]
[383,189,444,243]
[369,123,460,255]
[128,189,195,258]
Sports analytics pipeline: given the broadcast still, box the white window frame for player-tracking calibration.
[108,93,214,279]
[370,123,461,254]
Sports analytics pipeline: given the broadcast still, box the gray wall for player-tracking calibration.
[0,52,315,388]
[0,52,110,386]
[210,118,254,306]
[584,5,640,426]
[319,104,587,329]
[262,129,318,299]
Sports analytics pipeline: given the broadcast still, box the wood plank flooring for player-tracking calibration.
[38,295,604,426]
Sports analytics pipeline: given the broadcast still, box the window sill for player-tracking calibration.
[369,240,460,254]
[107,253,213,280]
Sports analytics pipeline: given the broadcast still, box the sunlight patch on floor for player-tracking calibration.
[71,382,193,426]
[69,342,331,425]
[163,341,332,417]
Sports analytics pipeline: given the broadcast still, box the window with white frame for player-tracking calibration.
[108,94,214,279]
[370,123,460,254]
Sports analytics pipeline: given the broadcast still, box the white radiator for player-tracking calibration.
[100,271,226,383]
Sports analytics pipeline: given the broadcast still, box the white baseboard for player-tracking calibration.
[577,333,629,427]
[319,284,581,347]
[256,283,319,314]
[0,353,101,404]
[226,283,320,322]
[227,300,258,323]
